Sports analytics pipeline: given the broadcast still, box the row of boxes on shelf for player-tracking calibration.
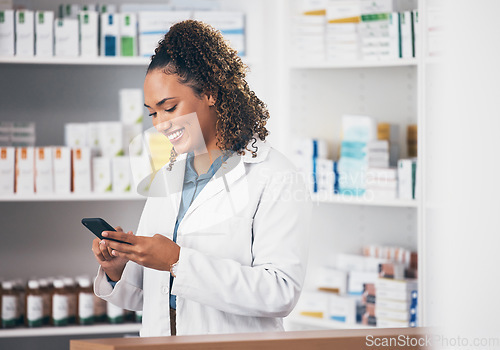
[0,5,245,58]
[295,244,418,327]
[0,276,141,328]
[294,0,418,61]
[292,116,418,199]
[0,121,35,147]
[0,146,150,195]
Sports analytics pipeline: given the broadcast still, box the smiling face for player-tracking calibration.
[143,69,218,156]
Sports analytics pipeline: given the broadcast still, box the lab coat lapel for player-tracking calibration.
[183,155,246,218]
[159,155,186,221]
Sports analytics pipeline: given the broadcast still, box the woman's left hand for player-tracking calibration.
[101,231,180,271]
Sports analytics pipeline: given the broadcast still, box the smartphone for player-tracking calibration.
[81,218,131,245]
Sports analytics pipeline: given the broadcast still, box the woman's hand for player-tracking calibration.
[101,231,180,272]
[92,226,132,282]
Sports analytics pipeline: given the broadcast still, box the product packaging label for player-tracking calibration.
[52,294,69,325]
[1,295,17,326]
[78,292,94,323]
[27,295,44,326]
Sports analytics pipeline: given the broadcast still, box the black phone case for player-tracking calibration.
[81,218,131,245]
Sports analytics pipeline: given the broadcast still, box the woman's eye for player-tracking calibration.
[149,112,157,117]
[165,105,177,113]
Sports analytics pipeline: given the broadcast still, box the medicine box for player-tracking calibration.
[15,147,35,194]
[138,11,191,57]
[327,294,357,324]
[112,157,131,193]
[35,11,54,57]
[124,124,143,156]
[0,147,15,194]
[92,157,112,192]
[100,13,119,56]
[193,11,246,56]
[52,147,71,194]
[54,18,79,57]
[79,11,98,56]
[119,89,143,125]
[99,122,124,157]
[35,147,54,193]
[0,10,15,56]
[72,147,91,193]
[15,10,34,56]
[120,13,137,57]
[65,123,88,148]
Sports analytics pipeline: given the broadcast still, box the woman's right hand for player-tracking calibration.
[92,226,133,282]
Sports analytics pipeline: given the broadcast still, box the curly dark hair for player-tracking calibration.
[147,19,270,164]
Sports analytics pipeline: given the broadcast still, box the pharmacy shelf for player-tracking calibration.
[310,193,418,208]
[0,323,141,338]
[286,313,374,330]
[289,58,418,69]
[0,55,256,66]
[0,193,146,202]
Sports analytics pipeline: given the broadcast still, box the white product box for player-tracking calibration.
[0,147,15,194]
[35,11,54,57]
[15,10,34,56]
[81,4,97,12]
[316,267,347,294]
[54,18,79,57]
[15,147,35,194]
[34,147,54,193]
[348,270,378,295]
[193,11,245,56]
[326,1,361,22]
[342,114,377,142]
[138,11,191,57]
[360,0,393,14]
[59,4,80,19]
[120,13,137,57]
[397,158,415,199]
[87,122,100,154]
[388,12,400,58]
[100,13,119,56]
[119,89,144,125]
[129,155,152,194]
[327,294,357,324]
[98,122,124,157]
[295,291,329,318]
[400,11,413,58]
[112,157,131,193]
[79,11,98,57]
[0,10,15,56]
[72,147,91,193]
[65,123,88,148]
[123,124,143,156]
[52,147,71,194]
[92,157,112,192]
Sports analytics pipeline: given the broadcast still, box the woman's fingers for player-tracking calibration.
[99,240,114,261]
[92,238,106,262]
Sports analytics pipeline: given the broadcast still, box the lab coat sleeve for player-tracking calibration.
[171,170,312,317]
[93,198,152,312]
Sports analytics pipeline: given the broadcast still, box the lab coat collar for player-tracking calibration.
[172,137,271,220]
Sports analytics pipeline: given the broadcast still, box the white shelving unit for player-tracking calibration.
[0,324,140,338]
[284,312,375,331]
[288,58,418,69]
[310,194,418,208]
[0,193,146,202]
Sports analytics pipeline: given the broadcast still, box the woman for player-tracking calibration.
[92,20,311,337]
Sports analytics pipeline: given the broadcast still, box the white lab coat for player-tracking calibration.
[94,138,312,336]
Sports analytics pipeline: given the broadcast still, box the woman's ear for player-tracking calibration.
[205,91,217,107]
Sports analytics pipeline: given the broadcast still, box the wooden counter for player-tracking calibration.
[71,327,431,350]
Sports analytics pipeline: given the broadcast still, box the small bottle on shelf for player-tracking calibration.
[14,279,25,326]
[63,277,77,324]
[1,281,18,328]
[76,277,94,325]
[38,278,52,325]
[106,302,124,324]
[51,279,69,326]
[93,286,107,323]
[25,280,44,327]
